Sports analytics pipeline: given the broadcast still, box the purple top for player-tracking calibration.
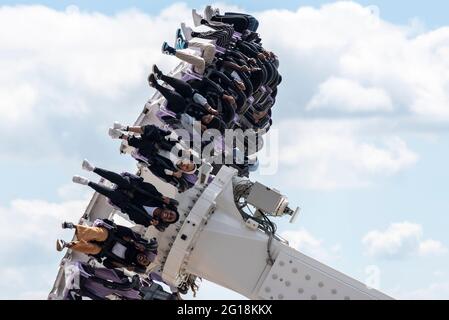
[70,262,142,300]
[232,31,242,40]
[183,69,203,80]
[215,46,226,54]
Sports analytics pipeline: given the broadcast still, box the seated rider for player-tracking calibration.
[72,160,179,230]
[56,219,159,273]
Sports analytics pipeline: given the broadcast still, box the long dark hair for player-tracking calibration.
[206,116,226,134]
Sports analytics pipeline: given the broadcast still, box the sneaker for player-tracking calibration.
[176,38,188,50]
[56,239,67,252]
[113,121,126,130]
[72,175,89,185]
[175,28,187,50]
[136,161,146,171]
[192,9,203,27]
[152,64,163,79]
[61,222,75,229]
[161,42,176,55]
[148,73,157,88]
[204,5,214,21]
[108,128,123,139]
[180,23,193,41]
[81,159,95,172]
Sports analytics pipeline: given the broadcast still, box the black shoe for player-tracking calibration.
[162,42,176,55]
[148,73,157,88]
[178,285,188,295]
[175,29,188,50]
[176,28,184,41]
[62,222,75,229]
[152,64,163,79]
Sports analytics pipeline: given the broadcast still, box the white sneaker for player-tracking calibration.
[56,239,67,252]
[72,175,89,185]
[136,161,146,171]
[113,121,126,130]
[82,159,95,172]
[192,9,203,27]
[181,22,193,41]
[204,5,214,21]
[108,128,123,139]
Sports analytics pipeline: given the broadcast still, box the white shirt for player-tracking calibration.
[143,206,157,217]
[231,71,242,82]
[111,243,127,259]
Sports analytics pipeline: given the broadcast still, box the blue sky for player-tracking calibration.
[1,0,448,28]
[0,0,449,299]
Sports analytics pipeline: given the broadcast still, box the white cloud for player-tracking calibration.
[281,229,341,263]
[0,194,90,299]
[393,281,449,300]
[418,239,448,256]
[0,265,61,299]
[433,270,446,278]
[362,222,447,259]
[0,197,88,253]
[307,77,393,112]
[257,1,449,120]
[0,4,180,99]
[57,182,92,200]
[0,84,37,122]
[0,4,192,161]
[262,119,418,190]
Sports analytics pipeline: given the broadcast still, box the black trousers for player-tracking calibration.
[88,182,153,227]
[140,124,176,152]
[92,166,163,202]
[155,81,187,114]
[220,100,236,125]
[160,74,194,99]
[88,181,129,207]
[93,168,132,189]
